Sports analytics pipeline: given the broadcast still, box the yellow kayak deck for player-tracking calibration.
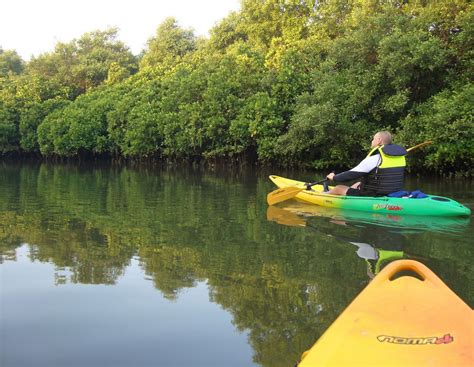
[298,260,473,366]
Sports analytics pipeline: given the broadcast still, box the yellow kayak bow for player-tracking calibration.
[298,260,473,367]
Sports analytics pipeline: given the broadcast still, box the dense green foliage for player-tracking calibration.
[0,1,473,174]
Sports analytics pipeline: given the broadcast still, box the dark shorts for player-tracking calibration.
[346,188,379,197]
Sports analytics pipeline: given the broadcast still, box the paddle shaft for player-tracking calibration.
[406,140,432,152]
[305,178,327,190]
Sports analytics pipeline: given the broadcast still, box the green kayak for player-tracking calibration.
[269,175,471,217]
[267,202,470,233]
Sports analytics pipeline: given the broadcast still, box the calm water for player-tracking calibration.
[1,161,472,367]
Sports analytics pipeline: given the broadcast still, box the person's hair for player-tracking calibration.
[376,131,392,145]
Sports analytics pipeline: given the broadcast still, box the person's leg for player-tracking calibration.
[326,185,350,195]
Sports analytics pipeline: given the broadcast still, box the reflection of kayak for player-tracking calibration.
[270,175,471,217]
[272,202,470,233]
[297,260,473,367]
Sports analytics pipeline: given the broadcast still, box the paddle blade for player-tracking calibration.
[267,186,304,205]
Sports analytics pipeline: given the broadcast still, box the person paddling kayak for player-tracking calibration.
[325,131,407,196]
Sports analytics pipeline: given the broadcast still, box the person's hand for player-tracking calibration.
[326,172,335,181]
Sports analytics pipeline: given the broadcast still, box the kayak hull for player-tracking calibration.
[267,202,470,233]
[269,175,471,217]
[297,260,474,367]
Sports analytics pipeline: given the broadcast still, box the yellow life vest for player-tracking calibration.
[361,144,407,195]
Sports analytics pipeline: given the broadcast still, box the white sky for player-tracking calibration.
[1,0,241,60]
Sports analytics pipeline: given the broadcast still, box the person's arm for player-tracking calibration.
[330,155,380,183]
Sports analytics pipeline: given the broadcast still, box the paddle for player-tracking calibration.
[267,178,327,206]
[266,141,433,206]
[406,140,432,152]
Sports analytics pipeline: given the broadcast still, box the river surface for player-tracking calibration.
[1,161,472,367]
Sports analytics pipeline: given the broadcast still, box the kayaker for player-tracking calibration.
[325,131,407,196]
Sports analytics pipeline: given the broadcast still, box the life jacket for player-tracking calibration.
[361,144,407,195]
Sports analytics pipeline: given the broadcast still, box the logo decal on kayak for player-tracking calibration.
[377,334,454,345]
[373,204,402,211]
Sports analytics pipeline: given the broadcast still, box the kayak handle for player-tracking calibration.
[373,260,446,288]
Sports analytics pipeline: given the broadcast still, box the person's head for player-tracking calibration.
[371,131,392,147]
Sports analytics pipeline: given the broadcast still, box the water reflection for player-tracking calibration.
[0,162,472,367]
[267,202,471,234]
[2,162,356,367]
[266,202,470,279]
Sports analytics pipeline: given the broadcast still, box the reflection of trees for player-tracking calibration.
[1,212,134,284]
[138,245,202,300]
[0,213,21,262]
[208,270,334,366]
[205,242,365,367]
[1,163,135,284]
[0,162,472,366]
[28,226,132,285]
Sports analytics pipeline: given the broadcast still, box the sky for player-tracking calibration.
[1,0,241,60]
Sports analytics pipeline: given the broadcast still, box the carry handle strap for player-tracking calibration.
[373,260,445,288]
